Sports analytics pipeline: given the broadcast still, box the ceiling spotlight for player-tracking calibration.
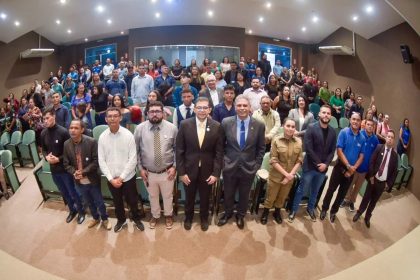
[96,5,105,13]
[14,21,20,26]
[312,16,319,23]
[352,15,358,21]
[259,17,264,22]
[121,31,124,34]
[167,0,173,3]
[0,13,7,20]
[155,12,160,18]
[365,5,373,13]
[248,30,253,34]
[266,2,271,9]
[107,19,112,24]
[286,37,290,40]
[67,29,72,34]
[208,10,213,17]
[151,0,157,3]
[301,26,306,32]
[84,38,88,42]
[60,0,66,4]
[56,19,61,25]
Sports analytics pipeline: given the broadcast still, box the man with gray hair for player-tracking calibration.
[199,74,223,114]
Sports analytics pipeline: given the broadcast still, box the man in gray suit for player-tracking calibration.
[199,74,223,115]
[217,95,266,229]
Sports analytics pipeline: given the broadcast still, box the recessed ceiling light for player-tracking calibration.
[60,0,66,4]
[265,2,271,9]
[151,0,157,3]
[56,19,61,25]
[84,38,88,42]
[96,5,105,13]
[107,19,112,24]
[286,37,290,40]
[0,13,7,20]
[121,31,124,35]
[167,0,173,3]
[155,12,160,18]
[301,26,306,32]
[312,16,319,23]
[352,15,358,21]
[208,10,213,17]
[365,5,373,13]
[259,16,264,22]
[248,30,253,34]
[14,21,20,26]
[67,29,72,34]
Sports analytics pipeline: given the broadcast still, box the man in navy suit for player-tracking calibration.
[217,95,266,229]
[176,97,223,231]
[353,130,399,228]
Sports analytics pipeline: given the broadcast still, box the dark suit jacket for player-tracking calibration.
[303,122,337,172]
[199,88,224,113]
[224,70,238,84]
[176,117,223,182]
[221,116,266,176]
[367,144,398,187]
[63,135,100,185]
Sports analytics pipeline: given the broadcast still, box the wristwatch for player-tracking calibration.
[346,164,351,169]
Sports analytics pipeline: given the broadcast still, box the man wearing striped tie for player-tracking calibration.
[217,95,266,229]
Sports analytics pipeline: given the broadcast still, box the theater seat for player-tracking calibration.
[0,150,20,193]
[33,159,62,201]
[250,152,270,214]
[400,153,413,188]
[17,130,40,167]
[5,131,22,165]
[92,125,108,141]
[0,132,10,150]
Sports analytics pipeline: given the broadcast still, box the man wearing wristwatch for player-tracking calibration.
[320,112,366,223]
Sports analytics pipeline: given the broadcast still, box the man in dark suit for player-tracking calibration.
[353,130,398,228]
[176,97,224,231]
[224,61,239,84]
[199,74,223,114]
[217,95,266,229]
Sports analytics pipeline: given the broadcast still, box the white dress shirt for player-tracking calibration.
[209,89,220,107]
[98,126,137,182]
[243,88,268,112]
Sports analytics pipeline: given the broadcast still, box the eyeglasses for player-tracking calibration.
[148,110,163,115]
[196,106,209,111]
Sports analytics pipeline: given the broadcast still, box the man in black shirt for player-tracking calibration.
[257,53,272,82]
[350,95,364,117]
[40,107,85,224]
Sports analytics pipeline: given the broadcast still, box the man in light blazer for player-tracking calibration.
[176,97,224,231]
[198,74,223,115]
[217,95,266,229]
[353,130,398,228]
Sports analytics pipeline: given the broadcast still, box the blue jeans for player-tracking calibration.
[292,170,326,212]
[75,183,108,221]
[52,172,84,214]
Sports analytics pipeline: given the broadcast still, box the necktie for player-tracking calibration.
[240,120,246,150]
[378,148,389,177]
[198,122,205,148]
[186,107,191,119]
[153,126,162,167]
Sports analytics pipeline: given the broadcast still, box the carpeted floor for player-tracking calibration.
[0,166,419,280]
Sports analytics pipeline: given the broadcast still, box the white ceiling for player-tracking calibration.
[0,0,408,46]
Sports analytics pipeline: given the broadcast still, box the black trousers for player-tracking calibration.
[322,164,354,214]
[357,177,386,220]
[223,169,254,217]
[184,167,212,221]
[108,176,140,223]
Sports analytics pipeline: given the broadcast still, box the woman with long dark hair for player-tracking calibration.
[111,94,131,128]
[398,118,411,155]
[273,86,293,125]
[287,94,314,137]
[90,85,108,126]
[265,74,280,101]
[329,88,344,121]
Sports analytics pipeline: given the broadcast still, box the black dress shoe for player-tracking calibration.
[66,211,77,223]
[364,218,371,228]
[217,214,231,227]
[133,219,145,231]
[287,211,296,223]
[306,209,316,222]
[236,215,245,229]
[273,209,283,224]
[201,219,209,231]
[184,219,192,230]
[353,212,361,222]
[320,210,327,221]
[330,213,336,223]
[77,213,85,224]
[260,208,269,225]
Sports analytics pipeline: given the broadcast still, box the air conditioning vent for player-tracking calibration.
[20,48,55,58]
[318,45,354,56]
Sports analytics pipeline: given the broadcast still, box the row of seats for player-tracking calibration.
[0,150,21,194]
[0,130,40,167]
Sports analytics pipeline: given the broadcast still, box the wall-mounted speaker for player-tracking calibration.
[400,44,413,64]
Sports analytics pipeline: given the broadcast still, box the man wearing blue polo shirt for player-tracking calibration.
[105,69,127,98]
[320,112,366,223]
[155,65,176,107]
[172,73,198,108]
[343,119,379,211]
[92,60,102,76]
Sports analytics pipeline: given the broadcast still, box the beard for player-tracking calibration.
[149,117,163,124]
[320,117,330,125]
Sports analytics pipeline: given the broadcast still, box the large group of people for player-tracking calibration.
[0,54,413,233]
